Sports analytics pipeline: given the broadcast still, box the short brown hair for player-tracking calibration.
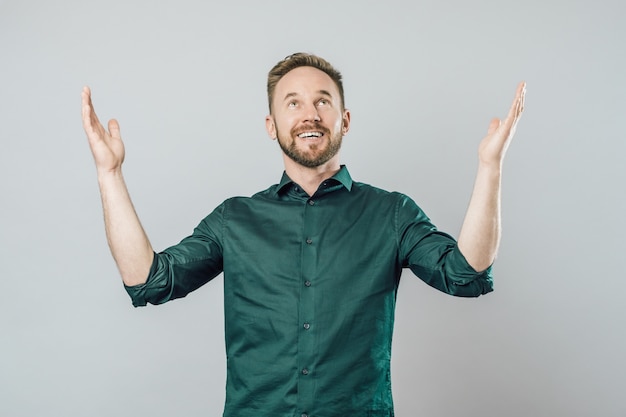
[267,52,345,112]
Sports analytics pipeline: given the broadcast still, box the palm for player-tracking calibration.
[81,87,125,172]
[478,82,526,167]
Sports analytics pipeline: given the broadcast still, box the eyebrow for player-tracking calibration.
[282,90,333,102]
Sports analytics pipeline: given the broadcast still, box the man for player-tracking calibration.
[82,52,525,416]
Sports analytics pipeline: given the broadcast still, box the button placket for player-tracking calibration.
[298,194,318,411]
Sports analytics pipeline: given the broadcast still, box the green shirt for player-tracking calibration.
[126,166,493,417]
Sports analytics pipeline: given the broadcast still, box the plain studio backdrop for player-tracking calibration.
[1,1,624,416]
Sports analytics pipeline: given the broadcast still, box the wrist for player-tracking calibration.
[96,167,124,185]
[477,160,503,176]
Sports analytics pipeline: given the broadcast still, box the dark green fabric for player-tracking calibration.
[125,166,493,417]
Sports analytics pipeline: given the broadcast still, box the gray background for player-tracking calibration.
[1,0,624,416]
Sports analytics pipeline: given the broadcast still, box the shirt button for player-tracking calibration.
[304,280,311,287]
[308,200,315,206]
[302,368,309,375]
[306,238,313,244]
[303,322,310,330]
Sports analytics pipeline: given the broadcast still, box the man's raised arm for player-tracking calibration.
[457,82,526,271]
[82,87,154,286]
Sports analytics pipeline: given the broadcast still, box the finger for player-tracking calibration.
[503,82,526,128]
[81,86,96,117]
[81,86,91,108]
[487,118,501,135]
[519,81,526,117]
[498,82,526,143]
[81,87,105,139]
[82,86,102,127]
[81,86,93,130]
[108,119,121,140]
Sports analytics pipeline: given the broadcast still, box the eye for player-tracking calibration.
[317,99,329,106]
[288,101,297,108]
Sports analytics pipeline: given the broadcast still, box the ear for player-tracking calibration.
[341,109,351,135]
[265,115,277,140]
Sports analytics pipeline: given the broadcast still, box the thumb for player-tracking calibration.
[108,119,121,139]
[487,118,501,135]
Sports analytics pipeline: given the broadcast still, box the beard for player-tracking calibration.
[276,122,343,168]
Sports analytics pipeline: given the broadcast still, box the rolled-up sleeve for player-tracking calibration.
[125,204,225,307]
[396,194,493,297]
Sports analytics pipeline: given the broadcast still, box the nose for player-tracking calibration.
[303,102,321,123]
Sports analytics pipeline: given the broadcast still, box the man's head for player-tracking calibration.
[265,53,350,170]
[267,53,345,113]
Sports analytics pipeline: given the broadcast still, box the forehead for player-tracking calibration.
[274,66,340,99]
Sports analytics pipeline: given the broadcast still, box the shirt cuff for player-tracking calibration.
[123,252,160,307]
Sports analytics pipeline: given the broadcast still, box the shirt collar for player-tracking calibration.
[276,165,353,195]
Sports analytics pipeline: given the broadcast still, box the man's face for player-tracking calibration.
[266,66,350,168]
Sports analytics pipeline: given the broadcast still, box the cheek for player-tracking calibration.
[319,109,343,130]
[276,115,297,134]
[333,117,344,132]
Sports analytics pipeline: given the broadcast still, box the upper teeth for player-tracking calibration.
[298,132,322,138]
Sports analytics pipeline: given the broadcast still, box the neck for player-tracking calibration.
[283,155,341,196]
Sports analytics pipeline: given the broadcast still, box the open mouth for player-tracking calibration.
[297,131,324,139]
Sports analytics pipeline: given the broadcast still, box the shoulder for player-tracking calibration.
[353,181,432,224]
[215,184,282,214]
[351,181,413,204]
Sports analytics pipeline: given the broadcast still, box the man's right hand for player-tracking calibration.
[81,86,125,174]
[81,87,153,286]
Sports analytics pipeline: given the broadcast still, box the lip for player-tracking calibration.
[297,131,325,139]
[293,124,329,140]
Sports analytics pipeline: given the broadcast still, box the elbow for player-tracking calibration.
[467,259,493,274]
[119,253,154,287]
[122,274,148,287]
